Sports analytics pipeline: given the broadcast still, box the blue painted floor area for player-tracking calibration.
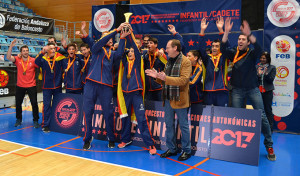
[0,108,300,176]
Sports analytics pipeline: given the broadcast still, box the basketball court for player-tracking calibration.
[0,107,299,176]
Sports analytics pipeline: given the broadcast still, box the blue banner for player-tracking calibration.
[264,0,300,133]
[50,93,83,135]
[129,0,241,34]
[211,106,261,165]
[51,93,261,165]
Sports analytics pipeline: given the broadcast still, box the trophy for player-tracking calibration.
[123,12,133,33]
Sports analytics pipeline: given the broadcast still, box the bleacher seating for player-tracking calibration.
[0,0,65,63]
[0,37,50,59]
[12,46,19,52]
[0,0,36,16]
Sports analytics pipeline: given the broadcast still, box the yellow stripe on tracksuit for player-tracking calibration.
[202,64,206,90]
[117,33,145,123]
[224,58,229,86]
[190,63,203,85]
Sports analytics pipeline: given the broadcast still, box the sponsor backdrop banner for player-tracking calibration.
[128,0,241,34]
[0,67,16,97]
[264,0,300,133]
[91,0,240,38]
[51,94,262,166]
[0,10,54,35]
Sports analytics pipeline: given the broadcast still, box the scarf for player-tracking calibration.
[163,53,183,101]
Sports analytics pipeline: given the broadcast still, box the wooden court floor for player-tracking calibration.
[0,106,300,176]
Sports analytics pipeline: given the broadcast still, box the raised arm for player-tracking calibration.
[240,20,256,44]
[91,23,127,53]
[130,32,142,65]
[7,39,17,62]
[168,24,186,54]
[198,17,209,62]
[216,16,224,34]
[222,17,233,43]
[114,28,132,62]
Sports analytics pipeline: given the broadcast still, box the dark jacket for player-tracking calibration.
[221,41,262,89]
[256,64,276,92]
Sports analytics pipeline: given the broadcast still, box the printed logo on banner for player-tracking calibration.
[267,0,300,27]
[0,70,9,87]
[276,66,289,78]
[0,13,5,28]
[276,40,290,53]
[274,38,294,62]
[54,98,80,128]
[93,8,114,32]
[271,35,295,117]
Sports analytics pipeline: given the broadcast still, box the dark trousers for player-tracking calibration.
[146,90,162,101]
[120,91,154,147]
[83,80,115,143]
[66,89,82,94]
[15,86,39,122]
[262,90,274,131]
[42,88,62,127]
[204,90,228,107]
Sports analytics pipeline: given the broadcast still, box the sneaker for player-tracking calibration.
[149,145,157,155]
[42,126,50,133]
[33,121,39,128]
[14,119,22,127]
[267,147,276,161]
[83,136,94,150]
[108,141,115,148]
[118,141,132,148]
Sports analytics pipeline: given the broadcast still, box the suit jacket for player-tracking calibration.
[156,54,192,109]
[256,64,276,92]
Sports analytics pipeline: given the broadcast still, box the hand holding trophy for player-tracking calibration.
[123,12,133,33]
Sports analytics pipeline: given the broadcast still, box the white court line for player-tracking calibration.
[0,138,170,176]
[0,146,29,157]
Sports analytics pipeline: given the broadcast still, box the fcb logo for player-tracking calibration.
[55,98,79,128]
[93,8,114,32]
[276,66,289,78]
[267,0,300,27]
[276,40,290,53]
[0,70,9,87]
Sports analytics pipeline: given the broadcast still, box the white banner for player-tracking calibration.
[271,35,295,117]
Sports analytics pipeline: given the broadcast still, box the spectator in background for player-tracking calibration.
[187,50,203,104]
[256,52,276,132]
[142,35,150,50]
[7,39,40,128]
[47,36,67,55]
[205,48,212,55]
